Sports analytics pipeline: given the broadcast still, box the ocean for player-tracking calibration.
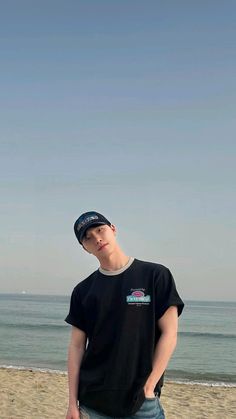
[0,294,235,386]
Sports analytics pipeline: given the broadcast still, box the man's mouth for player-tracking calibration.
[98,244,108,251]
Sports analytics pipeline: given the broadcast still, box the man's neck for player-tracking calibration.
[99,248,130,272]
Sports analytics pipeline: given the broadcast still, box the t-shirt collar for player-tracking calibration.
[99,257,135,276]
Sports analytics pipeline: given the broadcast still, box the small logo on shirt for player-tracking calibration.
[126,289,151,305]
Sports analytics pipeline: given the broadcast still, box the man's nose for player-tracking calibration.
[92,233,102,243]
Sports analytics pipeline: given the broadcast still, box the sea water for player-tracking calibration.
[0,294,235,386]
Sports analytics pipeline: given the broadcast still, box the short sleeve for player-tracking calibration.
[155,267,184,319]
[65,288,87,333]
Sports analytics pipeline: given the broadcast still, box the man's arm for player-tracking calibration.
[66,326,87,419]
[143,306,178,397]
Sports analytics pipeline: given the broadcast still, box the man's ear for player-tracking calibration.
[110,224,116,234]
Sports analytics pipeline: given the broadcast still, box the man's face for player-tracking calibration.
[81,224,117,258]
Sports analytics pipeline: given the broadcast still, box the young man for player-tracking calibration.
[65,211,184,419]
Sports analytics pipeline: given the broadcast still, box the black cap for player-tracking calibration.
[74,211,111,244]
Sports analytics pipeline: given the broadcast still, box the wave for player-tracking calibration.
[186,303,236,310]
[166,379,236,388]
[166,369,236,386]
[1,322,68,330]
[179,331,236,339]
[0,364,67,374]
[1,365,235,387]
[2,325,235,340]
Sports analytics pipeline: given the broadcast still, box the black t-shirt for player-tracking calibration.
[65,258,184,417]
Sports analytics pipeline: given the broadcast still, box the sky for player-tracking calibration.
[1,0,235,301]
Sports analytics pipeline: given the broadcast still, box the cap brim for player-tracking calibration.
[78,221,107,244]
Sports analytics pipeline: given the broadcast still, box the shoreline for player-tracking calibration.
[1,368,235,419]
[1,364,236,388]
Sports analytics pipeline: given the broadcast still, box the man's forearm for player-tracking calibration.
[144,331,177,393]
[67,343,85,406]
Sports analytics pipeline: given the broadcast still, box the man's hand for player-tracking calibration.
[66,404,80,419]
[143,384,155,398]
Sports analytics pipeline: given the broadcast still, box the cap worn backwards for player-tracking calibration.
[74,211,111,244]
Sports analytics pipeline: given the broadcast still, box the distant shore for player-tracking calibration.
[1,367,235,419]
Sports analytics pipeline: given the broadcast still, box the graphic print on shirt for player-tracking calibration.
[126,288,151,305]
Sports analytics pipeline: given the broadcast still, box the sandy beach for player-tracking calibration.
[0,368,235,419]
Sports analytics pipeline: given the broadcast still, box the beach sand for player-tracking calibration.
[0,368,235,419]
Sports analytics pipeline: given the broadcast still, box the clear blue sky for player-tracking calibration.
[1,1,235,300]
